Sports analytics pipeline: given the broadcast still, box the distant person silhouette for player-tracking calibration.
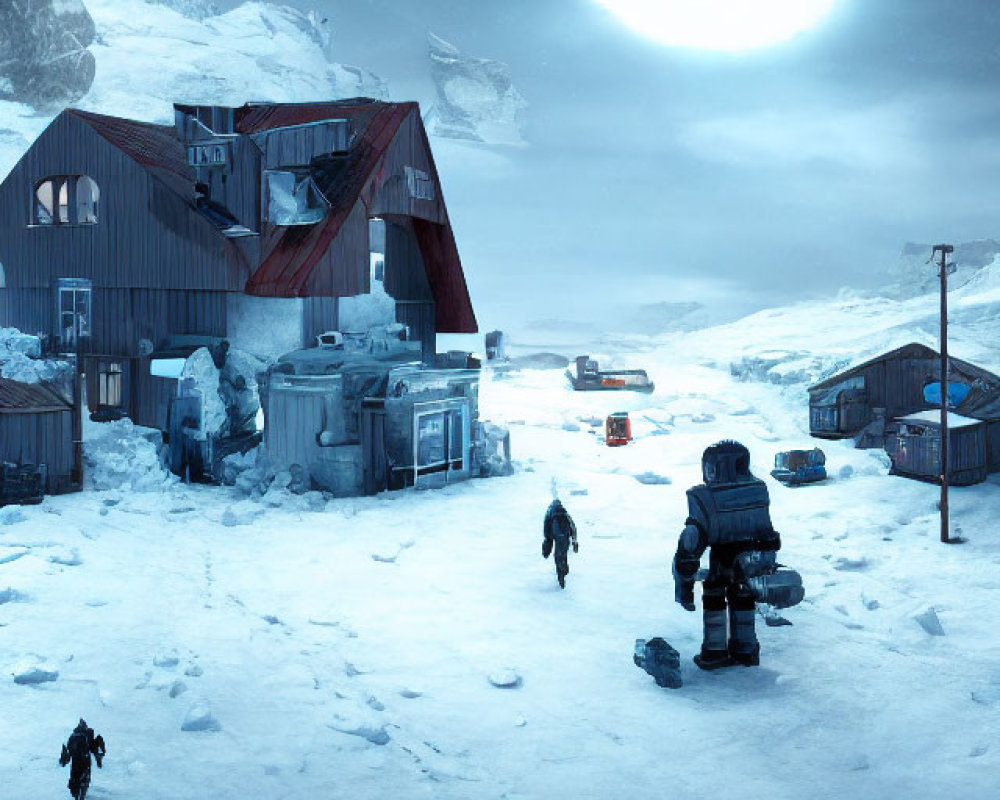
[543,498,579,588]
[59,718,105,800]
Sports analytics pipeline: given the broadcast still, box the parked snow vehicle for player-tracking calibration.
[605,412,632,446]
[770,448,827,486]
[566,356,654,393]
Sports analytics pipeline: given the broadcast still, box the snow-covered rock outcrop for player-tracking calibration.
[0,0,96,110]
[144,0,219,21]
[0,0,388,179]
[889,240,1000,299]
[424,32,526,145]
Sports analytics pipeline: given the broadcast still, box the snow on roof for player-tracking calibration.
[0,377,71,413]
[895,409,982,429]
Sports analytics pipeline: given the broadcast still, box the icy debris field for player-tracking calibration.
[4,291,1000,799]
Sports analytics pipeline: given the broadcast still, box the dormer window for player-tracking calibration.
[404,166,435,201]
[187,143,228,167]
[265,170,329,226]
[33,175,99,226]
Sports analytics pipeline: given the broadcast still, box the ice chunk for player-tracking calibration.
[11,657,59,684]
[425,32,527,145]
[914,607,945,637]
[181,702,221,731]
[488,668,522,688]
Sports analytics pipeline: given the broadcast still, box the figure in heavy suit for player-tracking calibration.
[59,718,106,800]
[543,498,579,588]
[673,440,791,670]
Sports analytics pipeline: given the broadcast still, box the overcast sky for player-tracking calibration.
[218,0,1000,332]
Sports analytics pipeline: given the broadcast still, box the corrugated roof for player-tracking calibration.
[60,101,476,332]
[240,100,476,332]
[67,108,196,201]
[809,343,1000,392]
[233,98,384,134]
[0,378,72,413]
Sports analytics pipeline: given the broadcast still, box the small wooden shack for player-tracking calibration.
[885,411,987,486]
[809,342,1000,485]
[809,343,1000,441]
[0,377,74,496]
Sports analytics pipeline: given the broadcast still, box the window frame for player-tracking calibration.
[54,278,93,351]
[32,175,100,227]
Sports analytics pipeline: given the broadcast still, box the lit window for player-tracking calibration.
[77,176,99,224]
[33,175,99,225]
[98,361,124,408]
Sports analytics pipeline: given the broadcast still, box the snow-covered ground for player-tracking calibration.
[4,280,1000,799]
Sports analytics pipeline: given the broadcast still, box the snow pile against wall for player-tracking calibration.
[0,0,388,179]
[0,0,96,111]
[225,296,302,362]
[337,282,397,333]
[83,419,175,491]
[0,328,41,360]
[0,352,73,388]
[424,32,527,146]
[181,348,227,439]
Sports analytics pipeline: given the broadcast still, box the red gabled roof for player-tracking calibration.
[63,101,476,333]
[66,108,196,201]
[243,101,412,297]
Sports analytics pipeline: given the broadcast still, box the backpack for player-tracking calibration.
[67,730,90,760]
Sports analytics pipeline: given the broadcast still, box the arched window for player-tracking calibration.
[32,175,100,225]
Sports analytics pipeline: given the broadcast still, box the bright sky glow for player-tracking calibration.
[594,0,837,51]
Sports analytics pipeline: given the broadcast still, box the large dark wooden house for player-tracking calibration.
[0,100,477,432]
[808,342,1000,484]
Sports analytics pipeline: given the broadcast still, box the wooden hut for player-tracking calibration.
[0,377,74,497]
[0,99,476,433]
[884,411,988,486]
[808,343,1000,442]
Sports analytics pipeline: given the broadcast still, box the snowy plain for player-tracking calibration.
[2,1,1000,796]
[4,279,1000,799]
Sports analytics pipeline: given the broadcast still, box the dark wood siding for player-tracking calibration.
[300,200,369,297]
[301,297,339,346]
[383,216,433,302]
[0,111,246,294]
[0,409,74,494]
[216,135,261,232]
[0,287,227,356]
[395,301,436,365]
[885,421,987,486]
[254,121,351,169]
[371,110,445,224]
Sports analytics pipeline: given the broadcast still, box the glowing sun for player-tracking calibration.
[594,0,837,51]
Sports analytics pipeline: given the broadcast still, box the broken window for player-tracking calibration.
[404,166,435,201]
[56,278,92,349]
[33,175,99,225]
[187,143,228,167]
[265,170,329,226]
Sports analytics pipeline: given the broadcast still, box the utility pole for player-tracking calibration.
[932,244,955,544]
